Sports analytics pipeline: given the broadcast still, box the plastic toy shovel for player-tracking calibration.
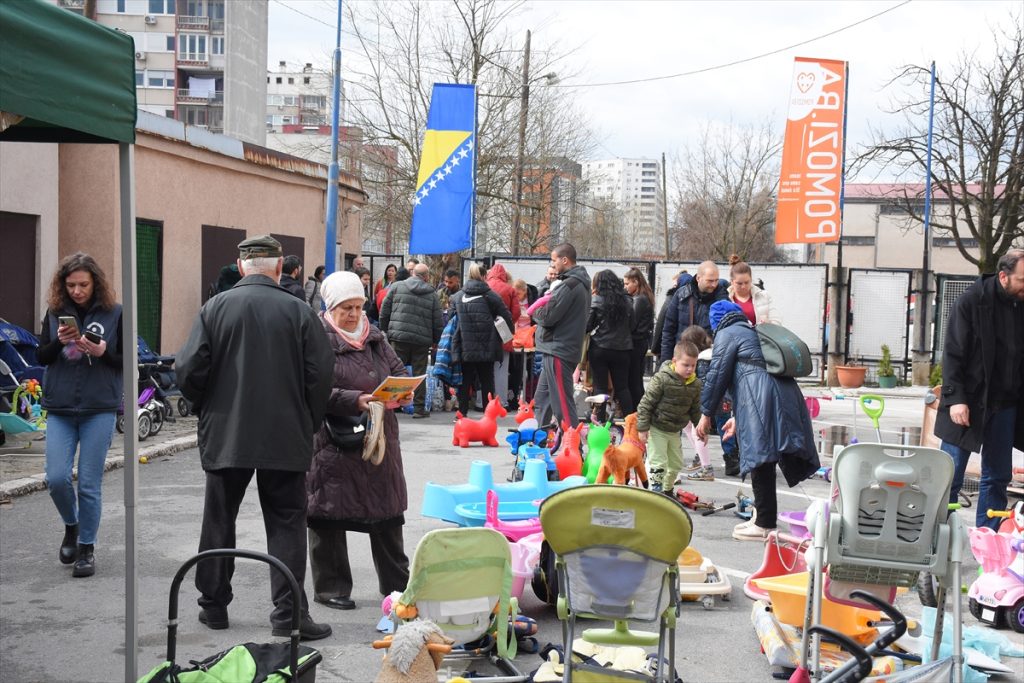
[859,394,885,441]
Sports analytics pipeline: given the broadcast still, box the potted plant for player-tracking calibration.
[835,362,867,388]
[877,344,897,389]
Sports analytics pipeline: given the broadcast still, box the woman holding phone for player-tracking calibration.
[37,252,123,577]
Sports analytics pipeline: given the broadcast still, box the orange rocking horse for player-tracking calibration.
[452,394,508,448]
[596,413,648,487]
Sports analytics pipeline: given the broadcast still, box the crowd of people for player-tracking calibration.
[36,237,1024,644]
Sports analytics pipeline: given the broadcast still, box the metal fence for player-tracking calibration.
[845,269,912,379]
[933,274,975,363]
[484,256,651,290]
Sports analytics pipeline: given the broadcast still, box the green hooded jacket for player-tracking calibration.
[636,360,702,433]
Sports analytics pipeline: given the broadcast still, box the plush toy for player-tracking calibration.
[596,413,648,487]
[372,619,453,683]
[583,421,612,483]
[553,421,584,481]
[452,394,508,448]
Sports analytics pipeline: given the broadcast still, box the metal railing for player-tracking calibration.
[177,15,209,30]
[176,89,223,104]
[176,54,209,66]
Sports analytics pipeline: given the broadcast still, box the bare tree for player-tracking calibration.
[854,17,1024,273]
[342,0,596,271]
[670,119,785,262]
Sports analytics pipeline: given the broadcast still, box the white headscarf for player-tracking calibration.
[320,271,366,312]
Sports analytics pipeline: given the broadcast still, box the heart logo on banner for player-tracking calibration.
[796,72,815,93]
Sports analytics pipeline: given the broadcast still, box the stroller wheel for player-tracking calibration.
[116,414,125,434]
[149,410,163,436]
[916,572,939,608]
[177,397,191,417]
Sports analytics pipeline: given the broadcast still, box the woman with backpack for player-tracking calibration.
[695,301,818,541]
[449,264,513,414]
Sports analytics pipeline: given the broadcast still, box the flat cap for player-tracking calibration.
[237,234,283,259]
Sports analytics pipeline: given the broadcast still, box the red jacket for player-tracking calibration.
[486,264,521,352]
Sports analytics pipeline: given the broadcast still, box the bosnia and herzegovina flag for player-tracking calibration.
[408,83,476,254]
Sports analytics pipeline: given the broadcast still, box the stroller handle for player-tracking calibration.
[165,549,303,678]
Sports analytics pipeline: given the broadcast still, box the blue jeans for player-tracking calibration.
[715,408,737,457]
[45,412,116,545]
[940,406,1016,530]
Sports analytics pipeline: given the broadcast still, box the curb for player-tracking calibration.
[0,433,198,501]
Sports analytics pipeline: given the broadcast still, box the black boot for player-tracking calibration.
[72,544,95,578]
[59,524,79,565]
[723,454,741,477]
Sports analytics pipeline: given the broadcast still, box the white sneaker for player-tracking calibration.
[733,525,774,541]
[733,508,757,532]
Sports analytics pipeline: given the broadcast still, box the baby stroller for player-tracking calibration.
[795,443,967,683]
[138,549,322,683]
[539,485,693,682]
[384,527,527,681]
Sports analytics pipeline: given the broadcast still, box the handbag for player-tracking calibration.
[323,412,368,450]
[494,316,514,344]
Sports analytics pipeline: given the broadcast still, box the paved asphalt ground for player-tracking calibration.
[1,394,1022,682]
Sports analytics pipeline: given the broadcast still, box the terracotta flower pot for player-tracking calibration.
[836,365,867,389]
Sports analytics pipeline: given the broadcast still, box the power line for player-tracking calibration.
[547,0,913,88]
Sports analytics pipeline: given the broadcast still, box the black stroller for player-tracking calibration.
[138,549,322,683]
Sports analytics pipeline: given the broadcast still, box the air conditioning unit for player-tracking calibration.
[135,51,146,61]
[144,15,157,25]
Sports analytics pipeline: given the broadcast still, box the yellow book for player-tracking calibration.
[370,375,427,402]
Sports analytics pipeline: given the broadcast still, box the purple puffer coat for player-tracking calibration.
[306,318,409,528]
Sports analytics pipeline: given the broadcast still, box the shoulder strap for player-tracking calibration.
[688,297,694,326]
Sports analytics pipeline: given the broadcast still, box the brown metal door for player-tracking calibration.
[270,234,305,270]
[0,211,38,331]
[201,225,246,303]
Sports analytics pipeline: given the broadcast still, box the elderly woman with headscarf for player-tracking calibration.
[305,271,412,610]
[695,300,818,542]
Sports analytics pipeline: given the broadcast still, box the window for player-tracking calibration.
[135,71,144,86]
[211,36,224,55]
[166,35,175,51]
[288,77,294,84]
[303,77,310,84]
[879,201,925,216]
[276,77,282,84]
[934,237,979,248]
[117,0,125,12]
[267,94,283,106]
[145,70,174,88]
[165,109,175,118]
[266,77,270,83]
[283,95,298,106]
[178,34,207,61]
[303,95,326,110]
[149,0,175,14]
[840,235,876,246]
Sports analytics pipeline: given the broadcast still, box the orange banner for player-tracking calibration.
[775,57,847,244]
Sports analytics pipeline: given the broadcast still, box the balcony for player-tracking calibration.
[177,54,210,68]
[177,15,209,31]
[59,0,85,9]
[177,89,223,105]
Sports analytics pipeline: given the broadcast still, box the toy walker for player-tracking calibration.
[967,502,1024,633]
[677,546,732,609]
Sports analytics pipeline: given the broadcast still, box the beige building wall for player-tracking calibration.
[0,142,61,330]
[53,130,363,354]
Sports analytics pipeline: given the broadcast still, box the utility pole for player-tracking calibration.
[511,29,531,256]
[323,0,343,274]
[661,152,670,258]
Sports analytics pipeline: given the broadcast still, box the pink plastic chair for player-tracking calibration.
[485,490,542,542]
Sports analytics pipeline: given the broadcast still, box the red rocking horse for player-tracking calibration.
[452,394,508,448]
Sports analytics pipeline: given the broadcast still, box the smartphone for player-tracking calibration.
[83,330,103,344]
[58,316,79,336]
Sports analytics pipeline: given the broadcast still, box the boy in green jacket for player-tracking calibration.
[637,341,703,495]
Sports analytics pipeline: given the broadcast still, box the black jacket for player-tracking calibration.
[380,276,444,347]
[652,285,678,355]
[176,274,335,472]
[587,293,634,352]
[660,277,728,362]
[934,274,1024,453]
[39,302,123,415]
[450,279,513,363]
[631,293,655,350]
[280,273,305,300]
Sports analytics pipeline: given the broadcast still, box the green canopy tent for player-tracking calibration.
[1,1,142,680]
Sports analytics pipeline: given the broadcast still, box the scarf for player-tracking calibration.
[325,311,370,350]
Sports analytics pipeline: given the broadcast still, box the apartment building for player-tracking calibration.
[54,0,267,145]
[581,157,666,257]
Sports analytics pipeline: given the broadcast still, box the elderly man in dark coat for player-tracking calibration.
[696,301,819,542]
[934,248,1024,529]
[379,262,443,418]
[176,234,335,641]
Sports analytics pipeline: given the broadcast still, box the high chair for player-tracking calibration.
[387,527,527,682]
[795,443,967,683]
[539,485,693,682]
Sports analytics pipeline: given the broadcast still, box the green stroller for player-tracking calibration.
[138,549,322,683]
[539,485,693,682]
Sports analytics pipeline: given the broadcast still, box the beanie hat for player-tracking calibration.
[321,271,366,311]
[709,300,742,331]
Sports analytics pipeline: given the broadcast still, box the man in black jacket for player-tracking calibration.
[659,261,728,363]
[380,263,443,417]
[177,235,335,641]
[279,255,305,300]
[935,248,1024,529]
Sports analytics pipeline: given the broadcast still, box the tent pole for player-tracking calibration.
[119,142,139,683]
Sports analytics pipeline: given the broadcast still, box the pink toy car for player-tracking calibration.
[967,502,1024,633]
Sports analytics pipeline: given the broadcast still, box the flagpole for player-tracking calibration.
[324,0,343,274]
[470,86,479,260]
[918,61,936,354]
